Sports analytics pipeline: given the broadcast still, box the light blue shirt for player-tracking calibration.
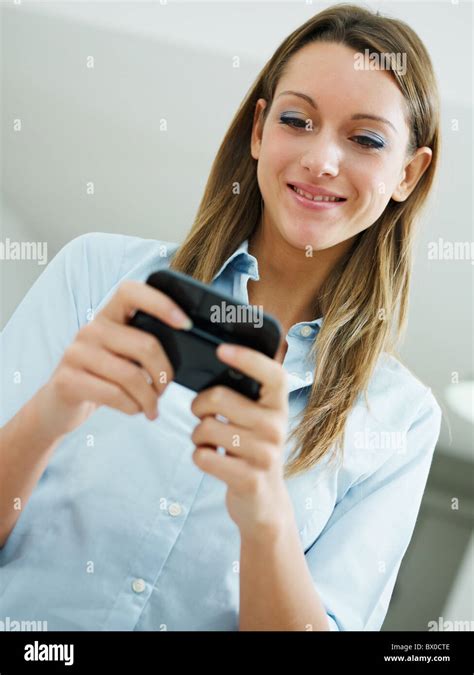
[0,232,442,631]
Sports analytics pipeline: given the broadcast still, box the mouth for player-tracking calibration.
[287,184,347,210]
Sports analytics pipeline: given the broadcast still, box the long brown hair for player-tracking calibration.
[170,3,441,479]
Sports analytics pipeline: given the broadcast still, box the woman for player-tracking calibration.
[0,4,442,631]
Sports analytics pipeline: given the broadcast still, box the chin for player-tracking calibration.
[284,225,338,253]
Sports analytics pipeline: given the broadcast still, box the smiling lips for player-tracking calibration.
[287,184,347,210]
[288,182,346,201]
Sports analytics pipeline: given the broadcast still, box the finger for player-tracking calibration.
[83,317,174,395]
[99,279,192,328]
[216,343,287,410]
[61,366,142,417]
[193,447,257,492]
[191,417,279,469]
[65,342,159,420]
[191,386,261,429]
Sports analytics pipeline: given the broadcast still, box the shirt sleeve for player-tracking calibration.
[0,232,126,427]
[304,388,443,631]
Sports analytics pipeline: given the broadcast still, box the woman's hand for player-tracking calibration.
[39,280,192,437]
[190,343,295,542]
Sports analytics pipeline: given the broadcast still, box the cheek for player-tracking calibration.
[349,163,392,207]
[257,144,290,197]
[262,137,292,175]
[365,153,404,192]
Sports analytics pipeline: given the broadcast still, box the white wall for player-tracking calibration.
[1,1,473,465]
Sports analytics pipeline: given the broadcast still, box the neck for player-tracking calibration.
[247,220,355,329]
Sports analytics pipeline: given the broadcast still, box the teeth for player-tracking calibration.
[292,186,343,202]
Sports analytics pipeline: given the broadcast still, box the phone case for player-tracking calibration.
[129,268,282,400]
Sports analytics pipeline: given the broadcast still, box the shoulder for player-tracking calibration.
[361,351,442,432]
[60,232,181,314]
[340,352,443,496]
[60,231,179,286]
[47,232,180,319]
[61,231,179,272]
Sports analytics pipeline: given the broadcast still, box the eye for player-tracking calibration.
[278,114,308,130]
[351,135,385,150]
[279,114,386,150]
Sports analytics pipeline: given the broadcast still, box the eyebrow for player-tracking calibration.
[276,90,398,134]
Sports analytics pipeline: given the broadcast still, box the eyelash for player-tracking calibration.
[278,115,386,150]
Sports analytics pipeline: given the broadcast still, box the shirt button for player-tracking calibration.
[300,325,313,337]
[168,502,183,517]
[132,578,146,594]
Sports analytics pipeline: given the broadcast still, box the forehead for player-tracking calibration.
[276,42,408,130]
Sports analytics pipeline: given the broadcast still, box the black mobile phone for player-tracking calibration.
[128,268,282,400]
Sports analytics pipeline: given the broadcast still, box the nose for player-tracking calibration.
[300,129,340,177]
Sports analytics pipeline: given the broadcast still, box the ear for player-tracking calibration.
[250,99,268,161]
[391,146,433,202]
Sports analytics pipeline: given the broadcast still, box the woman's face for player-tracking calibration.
[251,41,432,252]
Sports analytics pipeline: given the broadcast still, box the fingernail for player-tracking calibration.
[171,309,193,330]
[218,344,235,358]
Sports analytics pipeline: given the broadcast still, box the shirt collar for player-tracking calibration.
[212,238,323,330]
[212,237,259,283]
